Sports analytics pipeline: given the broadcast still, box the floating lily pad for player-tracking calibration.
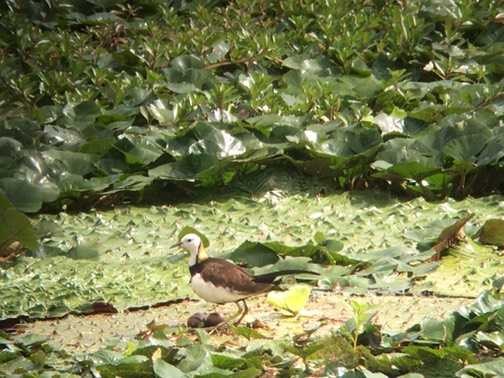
[479,219,504,247]
[267,284,311,315]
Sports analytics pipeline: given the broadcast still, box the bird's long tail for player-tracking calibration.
[253,270,319,284]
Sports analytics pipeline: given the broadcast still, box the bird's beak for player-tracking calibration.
[170,242,182,249]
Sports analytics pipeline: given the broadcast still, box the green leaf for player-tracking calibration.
[267,284,311,314]
[477,129,504,166]
[153,358,185,378]
[117,133,164,165]
[375,138,439,172]
[229,326,268,341]
[207,40,230,63]
[479,219,504,247]
[43,150,97,175]
[226,241,279,267]
[456,357,504,378]
[210,352,246,369]
[282,55,336,75]
[0,192,38,251]
[418,317,456,343]
[146,99,178,125]
[0,178,59,213]
[422,0,463,20]
[97,359,152,378]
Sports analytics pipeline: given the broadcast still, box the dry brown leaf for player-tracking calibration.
[432,214,474,261]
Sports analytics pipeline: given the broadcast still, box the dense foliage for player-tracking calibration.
[1,0,503,212]
[1,2,504,376]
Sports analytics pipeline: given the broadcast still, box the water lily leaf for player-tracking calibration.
[42,125,84,147]
[455,357,504,377]
[374,138,440,180]
[282,55,336,75]
[477,128,504,166]
[163,55,211,94]
[260,240,353,265]
[267,284,311,314]
[146,99,178,125]
[192,123,247,159]
[80,138,115,155]
[166,82,199,94]
[97,356,151,378]
[229,327,268,340]
[0,193,38,252]
[148,161,195,182]
[106,175,154,193]
[374,111,405,134]
[177,344,210,373]
[116,134,164,165]
[73,101,101,118]
[152,348,185,378]
[479,219,504,247]
[422,0,463,20]
[245,114,305,138]
[402,345,473,377]
[171,55,204,70]
[443,134,490,163]
[300,125,381,158]
[418,317,456,343]
[226,241,279,267]
[0,178,59,213]
[334,74,385,98]
[325,366,388,377]
[207,40,230,63]
[473,331,504,349]
[43,150,97,175]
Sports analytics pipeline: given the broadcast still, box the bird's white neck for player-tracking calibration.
[188,248,199,267]
[188,243,208,267]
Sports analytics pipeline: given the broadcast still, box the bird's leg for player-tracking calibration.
[208,302,243,334]
[234,300,248,325]
[232,301,243,320]
[220,301,244,325]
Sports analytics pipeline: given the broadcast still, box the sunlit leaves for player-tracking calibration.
[1,0,503,210]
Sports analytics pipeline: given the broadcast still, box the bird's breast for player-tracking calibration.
[190,273,248,304]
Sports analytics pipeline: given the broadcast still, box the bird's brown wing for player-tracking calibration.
[197,258,272,294]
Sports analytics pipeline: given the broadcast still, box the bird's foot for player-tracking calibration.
[208,321,232,335]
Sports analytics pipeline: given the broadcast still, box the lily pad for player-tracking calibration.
[267,284,311,315]
[0,193,38,253]
[479,219,504,247]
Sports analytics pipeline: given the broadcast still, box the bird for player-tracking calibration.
[172,233,316,326]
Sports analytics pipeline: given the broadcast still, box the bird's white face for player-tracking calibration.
[179,233,204,266]
[179,233,201,254]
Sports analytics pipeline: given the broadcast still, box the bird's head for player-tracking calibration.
[172,233,208,266]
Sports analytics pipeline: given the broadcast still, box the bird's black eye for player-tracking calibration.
[187,238,193,242]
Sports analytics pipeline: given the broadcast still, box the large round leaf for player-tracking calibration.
[0,193,38,251]
[0,178,59,213]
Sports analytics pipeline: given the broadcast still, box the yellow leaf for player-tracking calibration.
[267,284,311,314]
[151,347,162,361]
